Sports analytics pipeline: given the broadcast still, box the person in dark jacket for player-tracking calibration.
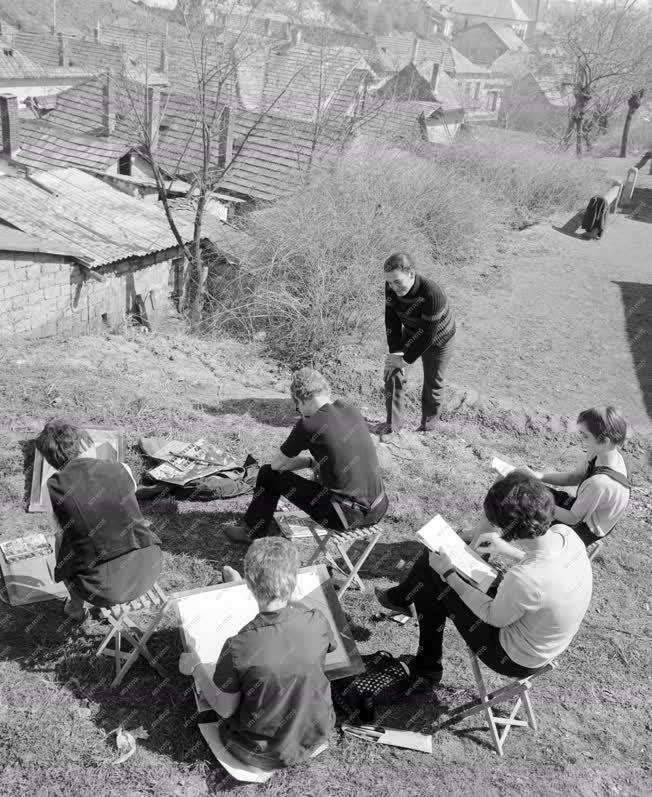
[35,420,162,621]
[379,252,456,443]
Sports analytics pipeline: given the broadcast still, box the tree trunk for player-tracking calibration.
[620,90,644,158]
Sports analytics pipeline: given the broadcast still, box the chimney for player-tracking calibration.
[57,32,69,67]
[146,85,160,151]
[218,106,233,169]
[430,62,440,95]
[160,42,168,73]
[94,22,101,44]
[411,37,419,63]
[102,71,115,136]
[290,25,303,45]
[0,94,20,158]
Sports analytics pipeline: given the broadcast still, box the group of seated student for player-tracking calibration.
[35,372,630,774]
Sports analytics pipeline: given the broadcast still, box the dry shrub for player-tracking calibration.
[208,142,499,365]
[436,128,608,228]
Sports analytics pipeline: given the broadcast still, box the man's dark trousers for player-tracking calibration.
[385,336,454,432]
[244,465,387,538]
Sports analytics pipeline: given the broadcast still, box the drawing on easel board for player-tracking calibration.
[176,564,363,710]
[29,427,125,513]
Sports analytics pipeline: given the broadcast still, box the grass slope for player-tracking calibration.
[0,327,650,797]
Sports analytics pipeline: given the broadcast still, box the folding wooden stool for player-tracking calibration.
[95,583,170,687]
[306,524,383,598]
[442,648,555,756]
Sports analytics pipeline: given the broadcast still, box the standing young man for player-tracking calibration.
[225,368,388,544]
[379,252,456,443]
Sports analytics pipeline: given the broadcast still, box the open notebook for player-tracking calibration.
[416,515,497,593]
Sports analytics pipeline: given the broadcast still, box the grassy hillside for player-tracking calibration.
[0,327,650,797]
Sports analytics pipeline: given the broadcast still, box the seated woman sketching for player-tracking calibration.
[527,406,631,547]
[36,420,162,621]
[179,538,335,773]
[376,472,593,687]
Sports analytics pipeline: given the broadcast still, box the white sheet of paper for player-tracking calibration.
[176,570,351,686]
[491,456,516,477]
[416,515,497,592]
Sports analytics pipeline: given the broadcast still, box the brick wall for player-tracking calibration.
[0,251,175,338]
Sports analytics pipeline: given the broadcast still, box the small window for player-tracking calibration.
[474,82,481,100]
[118,152,132,176]
[3,48,14,57]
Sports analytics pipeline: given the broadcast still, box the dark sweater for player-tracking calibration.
[385,273,455,364]
[48,458,160,584]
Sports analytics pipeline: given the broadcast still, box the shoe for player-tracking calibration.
[416,424,436,433]
[399,654,443,690]
[223,522,254,545]
[374,587,414,618]
[63,598,88,623]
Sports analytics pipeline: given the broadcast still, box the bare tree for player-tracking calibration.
[553,0,652,156]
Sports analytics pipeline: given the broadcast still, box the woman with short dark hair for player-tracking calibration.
[376,472,593,686]
[528,406,631,546]
[36,419,162,621]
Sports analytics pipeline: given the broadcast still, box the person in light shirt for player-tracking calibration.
[376,472,593,687]
[526,406,631,547]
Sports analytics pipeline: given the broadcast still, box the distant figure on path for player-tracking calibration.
[378,252,456,443]
[224,368,387,544]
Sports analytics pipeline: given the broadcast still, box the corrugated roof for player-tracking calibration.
[0,226,88,261]
[0,168,194,267]
[449,0,530,22]
[13,119,131,173]
[218,110,342,202]
[374,34,455,75]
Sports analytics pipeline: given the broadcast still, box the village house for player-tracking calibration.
[452,20,530,66]
[0,166,249,338]
[448,0,531,37]
[499,71,571,136]
[420,2,455,39]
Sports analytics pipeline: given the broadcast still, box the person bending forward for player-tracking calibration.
[225,368,387,544]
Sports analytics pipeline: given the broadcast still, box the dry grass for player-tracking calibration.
[435,128,609,229]
[0,330,650,797]
[206,142,500,366]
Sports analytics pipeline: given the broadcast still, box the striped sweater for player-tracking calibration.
[385,273,455,364]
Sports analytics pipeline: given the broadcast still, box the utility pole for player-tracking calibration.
[52,0,57,33]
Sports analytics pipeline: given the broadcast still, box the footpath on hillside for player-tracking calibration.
[446,162,652,438]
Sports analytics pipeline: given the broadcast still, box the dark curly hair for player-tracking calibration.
[35,420,92,470]
[483,470,554,541]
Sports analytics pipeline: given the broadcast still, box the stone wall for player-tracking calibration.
[0,251,177,338]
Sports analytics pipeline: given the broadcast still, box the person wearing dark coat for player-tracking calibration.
[35,420,162,621]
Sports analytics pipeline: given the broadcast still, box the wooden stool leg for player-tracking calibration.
[469,651,504,756]
[307,528,332,566]
[334,530,382,596]
[521,685,537,731]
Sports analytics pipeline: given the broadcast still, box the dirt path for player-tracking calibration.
[447,167,652,436]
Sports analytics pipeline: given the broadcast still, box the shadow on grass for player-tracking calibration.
[552,210,589,240]
[628,187,652,223]
[195,398,298,429]
[613,280,652,434]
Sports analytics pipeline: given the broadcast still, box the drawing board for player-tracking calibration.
[29,427,125,512]
[176,564,363,712]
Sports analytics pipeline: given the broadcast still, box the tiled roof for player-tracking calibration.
[354,99,431,143]
[0,36,46,78]
[449,46,490,75]
[218,110,343,202]
[13,119,131,173]
[449,0,530,22]
[482,22,531,51]
[0,168,196,267]
[234,39,373,124]
[10,32,60,69]
[374,34,455,74]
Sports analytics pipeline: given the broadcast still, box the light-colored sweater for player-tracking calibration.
[565,453,629,537]
[454,526,593,669]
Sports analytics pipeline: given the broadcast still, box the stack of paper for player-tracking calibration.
[491,456,516,477]
[275,514,328,540]
[342,725,433,753]
[416,515,497,593]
